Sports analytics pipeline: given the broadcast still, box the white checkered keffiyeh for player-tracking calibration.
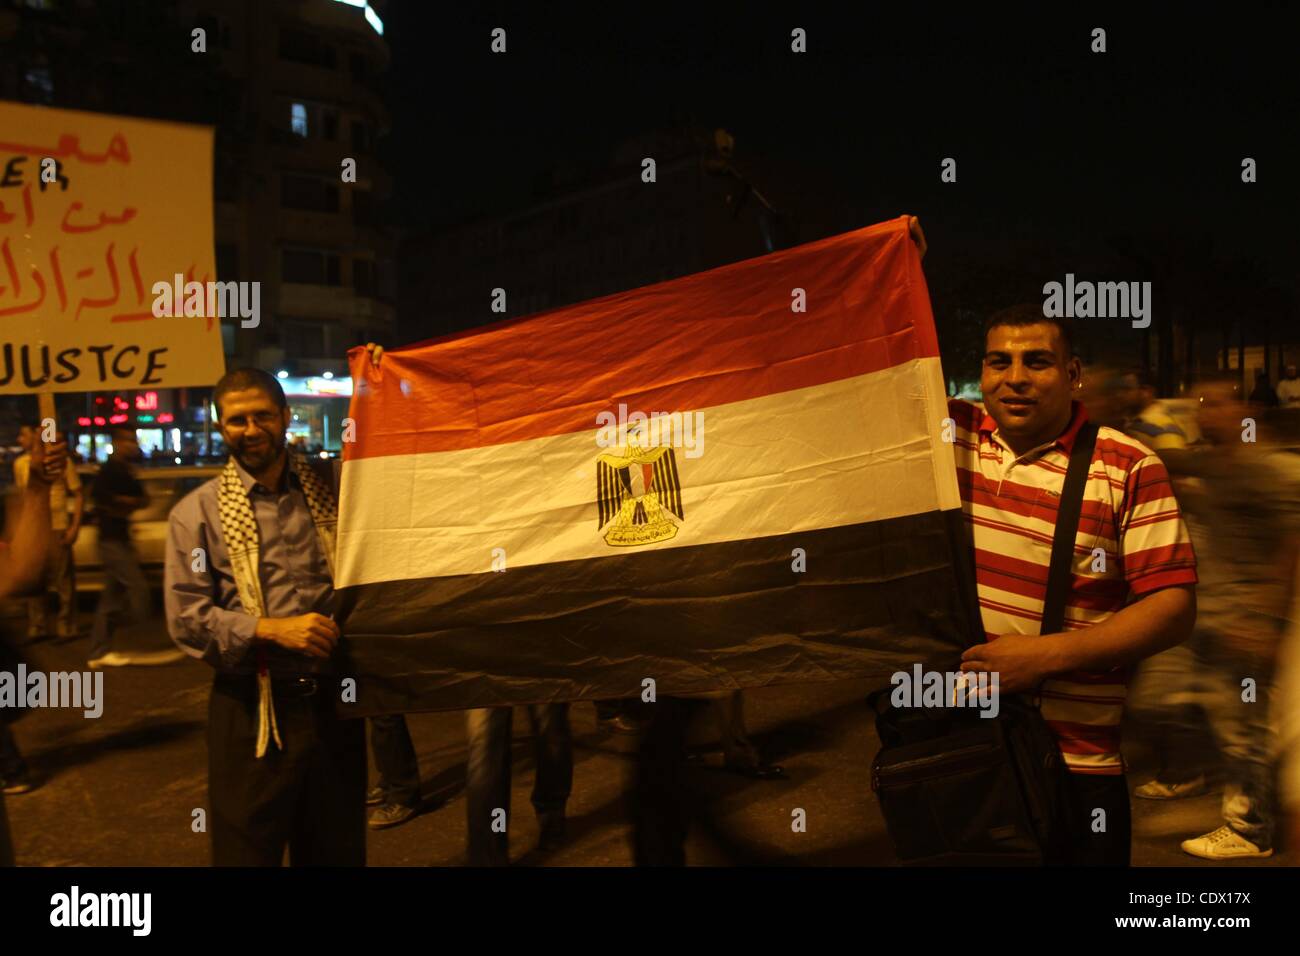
[218,453,338,757]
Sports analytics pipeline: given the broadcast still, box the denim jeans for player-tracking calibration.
[1132,631,1277,848]
[465,704,571,866]
[370,714,420,808]
[1127,643,1211,783]
[89,538,150,661]
[1195,634,1276,849]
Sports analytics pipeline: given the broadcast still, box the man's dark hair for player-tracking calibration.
[983,304,1076,360]
[213,368,288,419]
[109,425,136,442]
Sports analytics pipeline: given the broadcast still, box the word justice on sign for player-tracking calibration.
[0,341,168,388]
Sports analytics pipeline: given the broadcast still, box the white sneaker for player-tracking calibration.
[1181,826,1273,860]
[1134,774,1208,800]
[88,652,133,669]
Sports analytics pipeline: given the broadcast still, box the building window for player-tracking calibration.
[281,174,339,213]
[290,103,309,138]
[282,249,341,286]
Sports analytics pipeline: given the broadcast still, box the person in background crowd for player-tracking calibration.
[1112,370,1189,453]
[1276,364,1300,409]
[14,423,83,643]
[1248,370,1278,408]
[0,433,67,862]
[87,427,154,668]
[465,703,573,865]
[367,714,422,830]
[1156,378,1299,859]
[1276,560,1300,857]
[687,692,785,779]
[1079,369,1215,803]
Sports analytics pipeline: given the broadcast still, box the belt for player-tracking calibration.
[216,673,329,699]
[270,676,321,698]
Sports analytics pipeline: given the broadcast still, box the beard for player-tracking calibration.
[232,430,287,474]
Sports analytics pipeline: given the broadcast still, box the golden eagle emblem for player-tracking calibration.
[595,432,684,547]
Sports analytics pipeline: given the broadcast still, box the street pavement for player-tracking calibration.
[2,602,1290,867]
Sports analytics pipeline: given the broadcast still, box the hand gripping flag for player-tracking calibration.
[335,216,978,714]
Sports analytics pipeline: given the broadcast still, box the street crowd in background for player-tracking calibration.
[4,301,1300,866]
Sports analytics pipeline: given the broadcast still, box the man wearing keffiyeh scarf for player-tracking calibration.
[165,350,380,866]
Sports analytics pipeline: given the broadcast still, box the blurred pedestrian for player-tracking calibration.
[1249,370,1278,407]
[1164,377,1300,859]
[1085,370,1215,802]
[87,427,153,668]
[1277,364,1300,410]
[1113,370,1189,451]
[1276,568,1300,855]
[13,424,83,642]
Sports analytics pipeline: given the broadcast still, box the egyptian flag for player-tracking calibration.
[335,216,978,715]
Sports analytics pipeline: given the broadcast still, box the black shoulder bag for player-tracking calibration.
[869,422,1099,865]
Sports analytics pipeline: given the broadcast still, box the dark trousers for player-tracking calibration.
[1064,771,1132,866]
[89,538,150,660]
[27,539,76,636]
[0,795,10,866]
[208,675,366,866]
[705,691,761,769]
[465,704,572,866]
[632,696,706,866]
[370,714,420,808]
[0,724,17,867]
[0,723,26,780]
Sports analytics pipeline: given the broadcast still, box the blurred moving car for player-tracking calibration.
[73,465,220,592]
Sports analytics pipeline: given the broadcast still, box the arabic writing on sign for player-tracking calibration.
[0,109,224,394]
[1,132,209,325]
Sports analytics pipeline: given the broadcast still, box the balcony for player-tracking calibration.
[278,283,394,324]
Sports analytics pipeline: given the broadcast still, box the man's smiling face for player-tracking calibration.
[981,321,1081,454]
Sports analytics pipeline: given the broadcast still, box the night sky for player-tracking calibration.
[384,6,1299,365]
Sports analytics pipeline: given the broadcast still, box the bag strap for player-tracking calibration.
[1040,421,1099,636]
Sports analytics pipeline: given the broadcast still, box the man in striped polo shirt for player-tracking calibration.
[948,303,1198,866]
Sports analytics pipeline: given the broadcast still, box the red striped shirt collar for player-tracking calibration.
[978,399,1091,456]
